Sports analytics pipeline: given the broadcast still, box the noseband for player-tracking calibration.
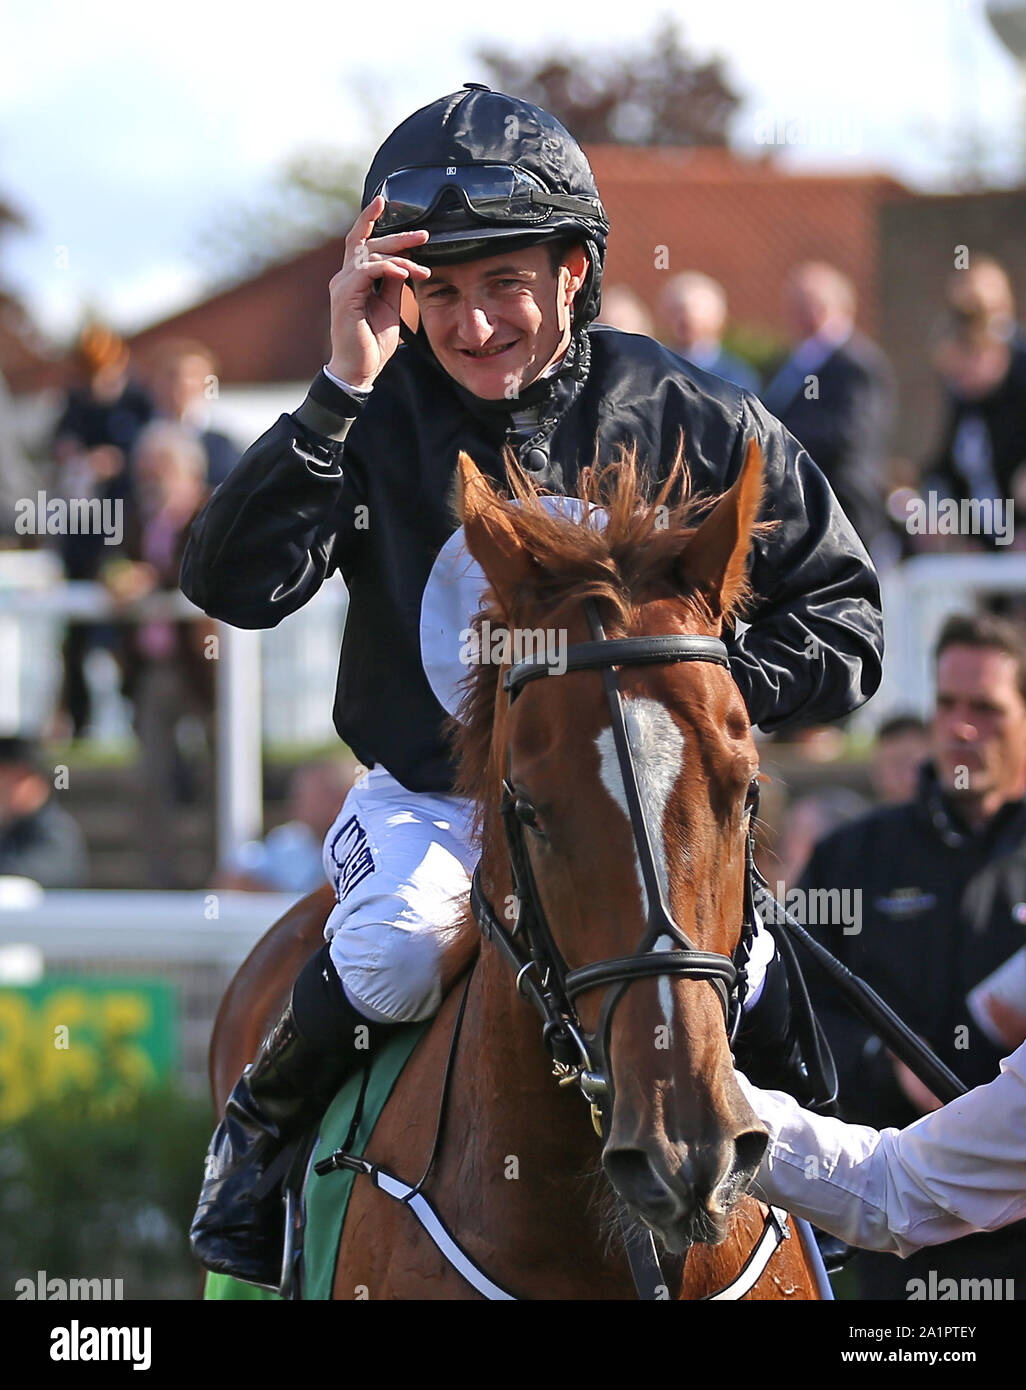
[470,598,758,1138]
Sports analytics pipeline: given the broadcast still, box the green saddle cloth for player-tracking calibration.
[204,1021,428,1302]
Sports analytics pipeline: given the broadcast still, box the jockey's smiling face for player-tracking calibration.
[412,243,588,400]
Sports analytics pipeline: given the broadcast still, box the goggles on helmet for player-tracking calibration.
[372,163,606,234]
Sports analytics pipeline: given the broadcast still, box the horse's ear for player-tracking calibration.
[677,439,764,622]
[457,452,536,614]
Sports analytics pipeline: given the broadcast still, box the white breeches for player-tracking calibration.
[322,766,478,1023]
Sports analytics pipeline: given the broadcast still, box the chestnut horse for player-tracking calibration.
[210,440,823,1299]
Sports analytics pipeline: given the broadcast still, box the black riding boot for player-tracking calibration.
[191,944,393,1288]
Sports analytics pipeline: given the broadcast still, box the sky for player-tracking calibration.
[1,0,1024,341]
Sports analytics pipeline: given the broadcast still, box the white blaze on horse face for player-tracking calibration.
[595,697,685,1043]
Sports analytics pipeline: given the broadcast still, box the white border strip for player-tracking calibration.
[704,1206,792,1301]
[374,1169,516,1301]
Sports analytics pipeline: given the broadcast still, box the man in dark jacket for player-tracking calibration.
[800,610,1026,1298]
[184,85,885,1286]
[761,262,894,561]
[924,257,1026,549]
[0,737,89,888]
[52,325,154,738]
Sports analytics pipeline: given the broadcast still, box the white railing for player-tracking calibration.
[867,553,1026,726]
[3,549,1024,855]
[0,557,348,861]
[0,889,302,1092]
[0,889,293,965]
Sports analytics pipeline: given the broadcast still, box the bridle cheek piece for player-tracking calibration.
[470,598,759,1138]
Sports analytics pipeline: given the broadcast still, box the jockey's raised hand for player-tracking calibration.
[326,196,431,391]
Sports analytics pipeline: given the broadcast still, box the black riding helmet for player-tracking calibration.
[362,84,609,330]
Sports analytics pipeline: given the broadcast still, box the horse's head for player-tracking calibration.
[454,440,770,1254]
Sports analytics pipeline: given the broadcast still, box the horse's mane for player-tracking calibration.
[449,440,761,837]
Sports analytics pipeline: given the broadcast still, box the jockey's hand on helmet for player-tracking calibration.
[326,196,432,391]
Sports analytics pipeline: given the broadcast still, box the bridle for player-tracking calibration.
[470,596,759,1140]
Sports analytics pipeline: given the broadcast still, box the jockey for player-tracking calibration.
[183,84,884,1287]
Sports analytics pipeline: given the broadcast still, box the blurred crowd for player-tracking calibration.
[1,252,1025,1306]
[601,253,1026,570]
[0,329,246,886]
[45,328,239,743]
[0,253,1025,900]
[0,322,367,895]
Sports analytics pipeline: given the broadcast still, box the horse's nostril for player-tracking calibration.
[604,1147,679,1213]
[733,1128,769,1184]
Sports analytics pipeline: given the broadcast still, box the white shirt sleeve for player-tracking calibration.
[735,1040,1026,1256]
[322,366,372,398]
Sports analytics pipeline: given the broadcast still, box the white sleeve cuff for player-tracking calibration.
[323,366,372,398]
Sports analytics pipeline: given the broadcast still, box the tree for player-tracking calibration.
[195,72,393,288]
[477,18,740,147]
[195,146,366,288]
[0,190,60,396]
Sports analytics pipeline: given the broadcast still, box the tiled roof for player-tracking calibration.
[0,297,64,394]
[587,147,911,338]
[125,235,351,383]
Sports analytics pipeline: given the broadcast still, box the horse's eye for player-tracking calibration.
[515,798,541,831]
